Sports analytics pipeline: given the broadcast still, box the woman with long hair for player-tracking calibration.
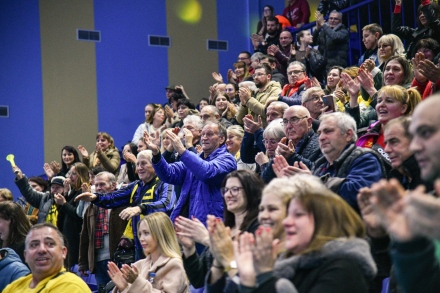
[118,142,139,186]
[0,201,32,262]
[233,175,376,292]
[43,146,81,181]
[56,162,89,268]
[213,92,237,125]
[78,132,121,175]
[108,212,188,293]
[175,170,264,289]
[132,104,167,144]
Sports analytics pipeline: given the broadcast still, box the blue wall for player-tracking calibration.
[94,0,169,148]
[0,1,44,196]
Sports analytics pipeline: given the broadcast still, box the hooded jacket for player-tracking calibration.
[0,248,30,292]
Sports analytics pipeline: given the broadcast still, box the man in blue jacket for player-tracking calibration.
[144,122,237,223]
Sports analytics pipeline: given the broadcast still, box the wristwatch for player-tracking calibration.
[224,260,237,272]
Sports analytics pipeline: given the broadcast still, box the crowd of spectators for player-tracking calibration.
[3,1,440,292]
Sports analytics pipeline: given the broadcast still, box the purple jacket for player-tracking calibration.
[153,145,237,222]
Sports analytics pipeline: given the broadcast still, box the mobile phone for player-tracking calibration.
[172,127,180,135]
[322,95,335,113]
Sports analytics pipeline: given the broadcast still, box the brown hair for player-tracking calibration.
[0,201,32,247]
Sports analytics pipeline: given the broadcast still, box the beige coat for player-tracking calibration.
[115,254,189,293]
[83,147,120,175]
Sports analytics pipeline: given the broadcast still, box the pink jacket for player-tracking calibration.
[115,254,189,293]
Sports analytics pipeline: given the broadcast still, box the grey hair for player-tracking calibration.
[227,125,245,139]
[319,112,358,142]
[184,115,203,130]
[268,101,289,114]
[330,10,343,19]
[302,87,324,104]
[203,105,220,117]
[239,81,258,92]
[251,52,265,62]
[137,149,153,161]
[287,61,306,72]
[263,118,286,140]
[95,171,117,185]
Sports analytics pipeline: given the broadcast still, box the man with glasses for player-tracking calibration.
[237,51,252,69]
[236,64,282,128]
[274,112,384,212]
[270,61,309,106]
[261,105,321,183]
[313,10,349,70]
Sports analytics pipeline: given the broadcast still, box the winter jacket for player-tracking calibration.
[313,143,385,212]
[0,248,30,292]
[83,147,121,175]
[313,23,349,71]
[113,254,189,293]
[262,130,321,183]
[15,175,55,224]
[152,145,237,222]
[236,81,282,127]
[391,238,440,293]
[208,238,376,293]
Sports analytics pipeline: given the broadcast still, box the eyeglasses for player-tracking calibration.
[221,186,243,196]
[304,95,324,103]
[252,73,267,78]
[287,70,304,76]
[262,139,279,145]
[282,116,308,126]
[238,57,250,61]
[328,17,341,21]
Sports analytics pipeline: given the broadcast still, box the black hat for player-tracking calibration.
[165,84,176,90]
[50,176,66,187]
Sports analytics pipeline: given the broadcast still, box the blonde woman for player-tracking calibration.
[226,125,256,171]
[108,212,188,293]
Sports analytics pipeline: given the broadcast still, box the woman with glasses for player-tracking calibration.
[175,170,264,289]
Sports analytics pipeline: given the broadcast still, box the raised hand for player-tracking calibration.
[81,182,91,193]
[123,152,137,163]
[43,163,55,180]
[181,128,194,148]
[290,44,296,57]
[238,87,251,105]
[143,131,160,155]
[108,261,128,292]
[49,161,61,175]
[163,129,186,155]
[253,226,279,274]
[12,165,24,179]
[212,72,224,83]
[233,232,257,287]
[412,52,428,83]
[77,145,89,158]
[418,58,440,83]
[207,215,235,268]
[275,139,295,159]
[121,264,139,284]
[54,193,66,205]
[255,152,269,166]
[164,104,174,121]
[357,187,387,238]
[369,179,411,241]
[272,155,290,178]
[243,114,262,134]
[175,216,209,246]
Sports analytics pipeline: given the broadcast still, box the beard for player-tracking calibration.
[255,80,266,88]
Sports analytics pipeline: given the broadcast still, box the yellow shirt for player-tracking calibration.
[3,268,91,293]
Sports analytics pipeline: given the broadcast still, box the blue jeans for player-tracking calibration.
[95,260,111,289]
